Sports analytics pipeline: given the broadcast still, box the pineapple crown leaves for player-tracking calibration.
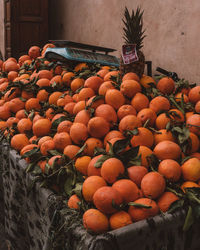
[122,6,146,50]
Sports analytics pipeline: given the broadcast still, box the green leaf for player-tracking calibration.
[51,116,69,129]
[183,206,194,231]
[94,155,111,168]
[168,199,184,214]
[72,183,83,197]
[64,177,74,196]
[113,137,130,155]
[48,150,62,156]
[128,154,142,166]
[128,202,152,208]
[120,146,139,164]
[74,144,87,158]
[21,147,39,159]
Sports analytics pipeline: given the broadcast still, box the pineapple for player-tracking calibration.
[120,7,146,78]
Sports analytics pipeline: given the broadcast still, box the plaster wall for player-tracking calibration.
[0,0,4,59]
[49,0,200,83]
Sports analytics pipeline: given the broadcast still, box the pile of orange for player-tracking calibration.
[0,44,200,234]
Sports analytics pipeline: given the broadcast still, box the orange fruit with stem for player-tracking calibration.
[63,145,80,160]
[186,114,200,136]
[155,113,171,130]
[83,209,109,234]
[70,78,85,92]
[36,89,49,102]
[38,136,52,147]
[57,120,73,133]
[78,87,95,101]
[103,130,124,147]
[104,70,119,82]
[74,109,91,126]
[101,158,125,184]
[119,115,142,133]
[181,181,200,192]
[93,186,123,214]
[84,76,104,93]
[186,132,200,155]
[86,95,105,110]
[128,198,159,222]
[73,100,86,115]
[8,97,25,113]
[83,137,103,156]
[95,104,117,127]
[138,146,153,168]
[168,109,185,123]
[158,159,181,182]
[25,98,41,111]
[98,81,115,96]
[28,45,40,59]
[87,154,103,177]
[120,79,141,98]
[122,72,140,82]
[141,172,166,199]
[188,85,200,104]
[82,175,107,202]
[130,127,154,148]
[62,72,75,86]
[154,129,175,145]
[109,211,132,230]
[68,194,81,210]
[137,108,157,127]
[48,91,63,105]
[17,118,32,133]
[70,122,88,145]
[40,139,55,156]
[140,75,156,88]
[37,69,53,80]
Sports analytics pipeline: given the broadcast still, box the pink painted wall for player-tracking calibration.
[49,0,200,84]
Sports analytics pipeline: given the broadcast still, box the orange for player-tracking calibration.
[36,78,50,87]
[128,198,159,221]
[168,109,185,123]
[157,191,179,212]
[153,140,182,160]
[51,113,66,123]
[8,97,25,113]
[195,100,200,113]
[74,62,88,72]
[175,92,189,104]
[17,118,32,133]
[103,130,125,147]
[78,87,95,101]
[87,155,103,177]
[57,120,73,133]
[73,101,86,115]
[155,113,171,130]
[101,158,125,184]
[57,95,73,107]
[119,115,142,133]
[141,172,166,199]
[181,181,200,192]
[105,137,129,153]
[188,85,200,104]
[96,68,109,78]
[40,139,55,156]
[122,72,140,82]
[127,166,148,187]
[84,76,104,93]
[15,109,27,120]
[25,98,41,111]
[67,194,81,210]
[186,132,200,154]
[4,60,19,72]
[74,109,90,126]
[98,81,115,96]
[109,211,132,230]
[74,156,91,176]
[0,105,11,120]
[64,102,76,115]
[36,89,49,102]
[87,117,110,138]
[48,155,62,167]
[70,78,85,92]
[38,160,47,173]
[105,89,125,110]
[50,75,62,86]
[48,91,63,105]
[131,127,154,148]
[37,69,53,80]
[18,55,31,66]
[117,104,137,120]
[137,108,157,127]
[158,159,181,182]
[20,144,38,156]
[0,121,7,131]
[82,176,107,202]
[63,145,80,160]
[83,209,109,234]
[120,79,141,98]
[156,77,175,94]
[149,96,171,113]
[11,134,30,151]
[138,146,153,168]
[154,129,175,145]
[140,75,156,88]
[38,136,52,147]
[190,152,200,160]
[95,104,117,127]
[21,90,34,100]
[181,157,200,182]
[70,122,88,145]
[28,46,40,59]
[32,118,51,137]
[104,70,119,82]
[186,114,200,136]
[84,137,103,156]
[8,71,18,81]
[112,179,140,203]
[86,95,105,110]
[131,93,149,112]
[53,132,72,152]
[93,186,123,214]
[62,72,75,86]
